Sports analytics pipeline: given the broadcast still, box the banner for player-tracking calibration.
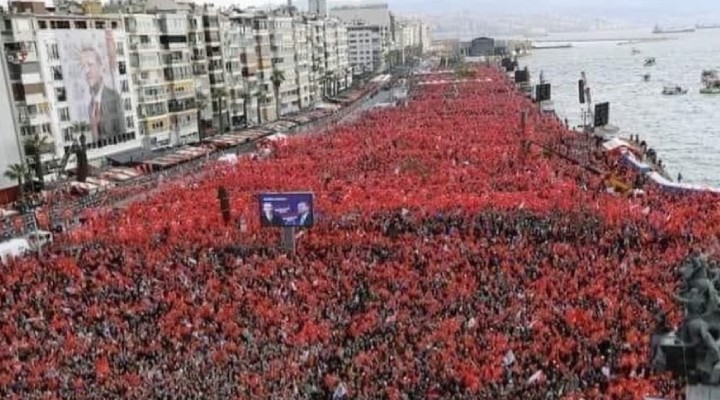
[259,192,314,228]
[57,29,128,148]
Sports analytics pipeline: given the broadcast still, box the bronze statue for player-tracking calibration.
[652,253,720,385]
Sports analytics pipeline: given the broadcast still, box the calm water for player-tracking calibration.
[523,28,720,186]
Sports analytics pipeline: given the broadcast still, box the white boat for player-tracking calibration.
[632,48,641,55]
[644,57,656,67]
[700,70,720,94]
[662,86,688,95]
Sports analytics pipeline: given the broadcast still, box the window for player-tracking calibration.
[111,21,118,29]
[51,66,63,80]
[58,107,70,122]
[118,61,126,75]
[116,42,124,56]
[75,21,87,29]
[38,21,47,29]
[126,116,134,129]
[124,98,132,111]
[47,43,60,60]
[96,21,105,29]
[140,71,149,80]
[56,87,67,102]
[121,80,129,93]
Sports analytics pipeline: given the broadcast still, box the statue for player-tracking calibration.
[652,253,720,385]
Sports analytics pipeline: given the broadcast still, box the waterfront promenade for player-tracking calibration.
[1,65,718,398]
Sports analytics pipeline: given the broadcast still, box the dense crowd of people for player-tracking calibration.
[2,66,719,398]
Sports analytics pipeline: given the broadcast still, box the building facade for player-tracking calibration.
[0,42,23,203]
[2,2,142,180]
[308,0,327,17]
[347,24,384,75]
[0,0,353,198]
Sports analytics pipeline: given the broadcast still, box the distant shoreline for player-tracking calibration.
[532,37,674,44]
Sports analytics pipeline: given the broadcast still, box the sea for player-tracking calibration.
[522,28,720,187]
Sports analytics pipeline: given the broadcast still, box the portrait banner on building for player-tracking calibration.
[57,30,127,148]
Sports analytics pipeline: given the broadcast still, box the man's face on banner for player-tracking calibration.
[81,49,103,93]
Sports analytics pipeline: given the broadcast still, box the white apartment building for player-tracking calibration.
[292,16,313,109]
[346,24,384,75]
[269,16,299,116]
[1,2,142,179]
[330,3,391,35]
[252,14,278,123]
[308,0,327,17]
[219,14,248,130]
[227,12,259,126]
[0,45,23,203]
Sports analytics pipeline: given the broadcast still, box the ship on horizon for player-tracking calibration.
[652,24,695,34]
[696,23,720,30]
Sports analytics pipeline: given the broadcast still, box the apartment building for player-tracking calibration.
[330,3,391,76]
[0,0,354,199]
[227,12,259,126]
[0,46,23,203]
[346,24,384,76]
[252,14,277,123]
[308,0,327,17]
[268,16,299,116]
[1,1,141,178]
[292,16,313,109]
[186,8,211,136]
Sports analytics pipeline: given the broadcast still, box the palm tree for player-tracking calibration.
[214,88,229,135]
[23,134,50,191]
[270,68,285,120]
[324,71,335,98]
[4,163,28,198]
[256,90,268,125]
[243,92,253,127]
[71,122,90,183]
[195,92,209,139]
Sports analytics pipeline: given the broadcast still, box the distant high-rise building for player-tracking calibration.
[308,0,326,16]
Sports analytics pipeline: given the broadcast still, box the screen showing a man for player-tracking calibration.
[261,202,283,226]
[80,47,125,143]
[297,201,313,227]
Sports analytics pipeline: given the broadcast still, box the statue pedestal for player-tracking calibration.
[687,385,720,400]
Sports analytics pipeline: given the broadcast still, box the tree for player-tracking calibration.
[243,92,253,127]
[256,90,268,125]
[24,134,52,191]
[214,88,229,135]
[270,68,285,120]
[4,163,28,198]
[71,122,90,183]
[195,92,209,139]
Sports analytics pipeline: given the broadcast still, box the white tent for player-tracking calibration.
[266,133,288,142]
[602,137,634,152]
[0,238,30,264]
[218,154,239,165]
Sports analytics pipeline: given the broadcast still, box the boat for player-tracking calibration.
[696,23,720,30]
[631,48,641,55]
[643,74,651,82]
[531,43,572,50]
[662,86,688,95]
[653,25,696,34]
[700,70,720,94]
[644,57,656,67]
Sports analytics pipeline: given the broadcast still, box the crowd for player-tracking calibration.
[1,66,719,399]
